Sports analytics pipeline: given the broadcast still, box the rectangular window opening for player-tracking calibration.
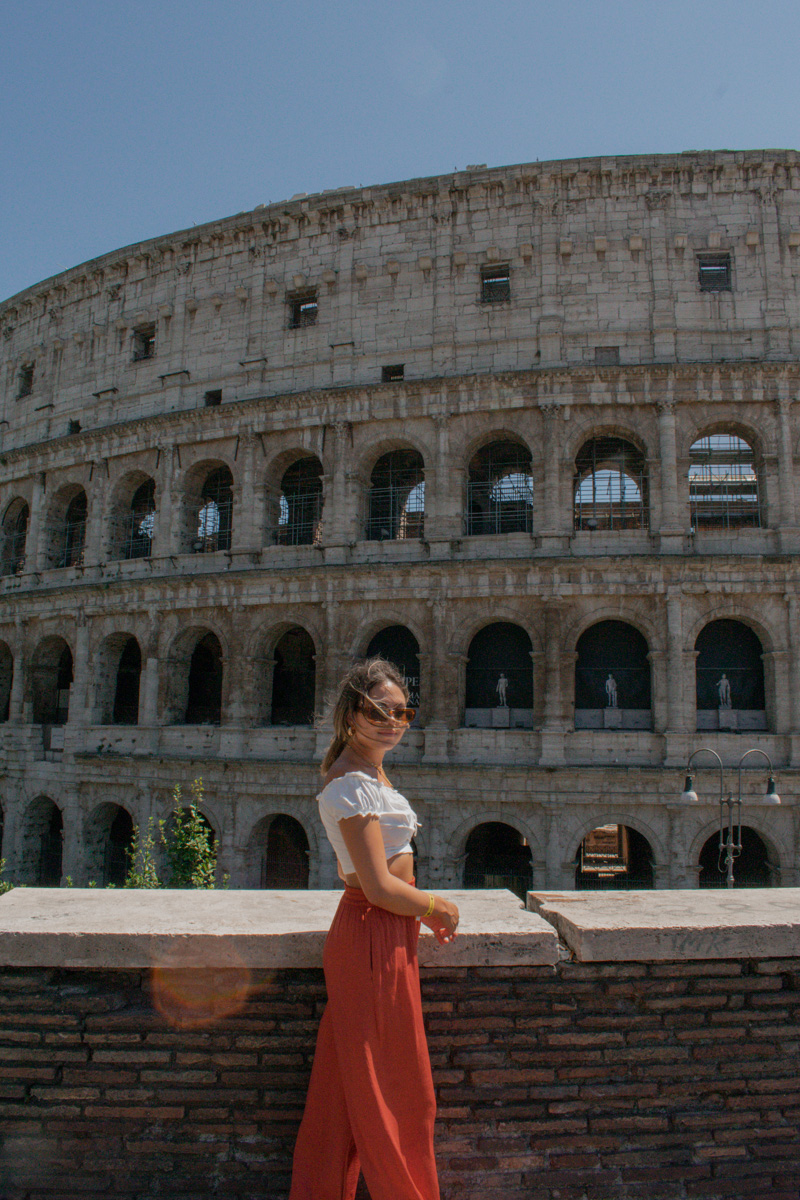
[204,389,222,407]
[381,364,405,382]
[132,324,156,361]
[17,363,34,398]
[595,346,620,366]
[481,265,511,303]
[289,292,318,329]
[698,253,731,292]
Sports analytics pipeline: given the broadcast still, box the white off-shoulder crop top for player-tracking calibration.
[317,771,418,876]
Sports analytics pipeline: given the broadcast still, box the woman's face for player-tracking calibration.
[350,680,409,754]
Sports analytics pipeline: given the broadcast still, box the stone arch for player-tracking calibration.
[94,633,142,725]
[271,627,316,725]
[0,640,12,722]
[448,808,543,864]
[463,621,534,727]
[458,424,536,470]
[563,605,662,656]
[465,436,534,536]
[354,431,432,482]
[46,483,87,568]
[245,813,310,888]
[19,795,63,886]
[573,433,649,531]
[266,452,324,547]
[164,627,226,725]
[181,459,235,554]
[694,618,767,730]
[688,818,784,887]
[696,824,781,888]
[1,497,29,575]
[574,620,652,730]
[364,447,425,541]
[573,821,656,890]
[248,617,323,726]
[108,470,157,560]
[31,636,73,725]
[680,416,767,464]
[567,811,663,890]
[686,427,762,531]
[84,802,135,887]
[451,608,543,659]
[461,820,534,899]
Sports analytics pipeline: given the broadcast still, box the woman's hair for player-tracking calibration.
[320,656,409,775]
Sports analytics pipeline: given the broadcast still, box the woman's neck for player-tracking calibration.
[344,741,389,782]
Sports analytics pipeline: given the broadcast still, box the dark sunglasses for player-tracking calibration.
[359,699,416,726]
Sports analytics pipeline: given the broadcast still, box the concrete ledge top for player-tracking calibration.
[527,889,800,962]
[0,889,559,970]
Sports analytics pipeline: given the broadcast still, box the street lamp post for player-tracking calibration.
[680,747,780,889]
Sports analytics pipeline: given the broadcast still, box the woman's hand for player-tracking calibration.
[422,896,460,944]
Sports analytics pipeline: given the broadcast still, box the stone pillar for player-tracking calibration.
[152,448,178,557]
[663,590,690,766]
[539,403,568,546]
[9,622,26,723]
[776,398,798,551]
[233,428,260,553]
[83,464,108,567]
[648,650,667,735]
[656,399,685,550]
[540,604,566,765]
[27,472,47,572]
[69,612,90,727]
[427,414,462,545]
[139,614,162,727]
[786,594,800,766]
[322,421,355,562]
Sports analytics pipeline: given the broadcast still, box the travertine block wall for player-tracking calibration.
[0,151,800,888]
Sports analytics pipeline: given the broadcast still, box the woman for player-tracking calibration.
[289,657,460,1200]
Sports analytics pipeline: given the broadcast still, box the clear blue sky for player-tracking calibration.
[2,0,800,302]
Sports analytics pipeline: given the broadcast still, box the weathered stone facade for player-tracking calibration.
[1,149,800,890]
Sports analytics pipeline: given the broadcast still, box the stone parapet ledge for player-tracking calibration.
[0,888,558,970]
[527,887,800,962]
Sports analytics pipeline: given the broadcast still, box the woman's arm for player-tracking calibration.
[339,814,459,941]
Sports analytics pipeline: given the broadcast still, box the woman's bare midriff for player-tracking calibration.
[343,850,414,889]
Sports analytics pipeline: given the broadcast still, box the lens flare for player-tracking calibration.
[150,947,251,1028]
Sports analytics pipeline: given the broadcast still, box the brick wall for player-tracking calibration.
[2,958,799,1200]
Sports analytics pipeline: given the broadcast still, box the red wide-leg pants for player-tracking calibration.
[289,885,440,1200]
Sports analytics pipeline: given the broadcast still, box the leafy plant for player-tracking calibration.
[124,816,161,889]
[0,858,13,895]
[162,778,218,889]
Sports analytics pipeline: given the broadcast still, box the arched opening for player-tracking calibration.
[1,499,29,575]
[466,439,533,535]
[21,797,63,886]
[574,620,652,730]
[698,826,776,888]
[185,633,223,724]
[276,457,323,546]
[463,823,532,899]
[695,619,766,731]
[464,622,533,728]
[689,433,761,530]
[193,467,233,553]
[366,626,421,711]
[118,478,156,560]
[365,449,425,541]
[85,803,135,887]
[574,437,648,531]
[32,638,73,725]
[112,638,142,725]
[575,825,655,889]
[271,628,316,725]
[252,815,310,888]
[57,489,88,568]
[0,642,12,722]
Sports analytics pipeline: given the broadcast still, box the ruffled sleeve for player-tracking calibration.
[319,774,384,822]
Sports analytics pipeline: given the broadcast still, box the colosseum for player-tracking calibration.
[1,149,799,894]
